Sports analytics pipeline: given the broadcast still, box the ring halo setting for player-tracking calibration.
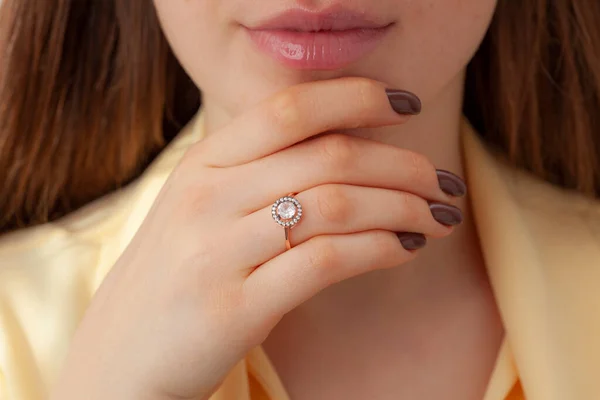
[272,196,303,228]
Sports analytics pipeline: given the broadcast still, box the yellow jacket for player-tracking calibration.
[0,109,598,400]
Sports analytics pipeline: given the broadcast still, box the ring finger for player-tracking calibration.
[230,183,461,273]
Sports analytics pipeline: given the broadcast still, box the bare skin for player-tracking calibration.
[51,77,473,400]
[51,1,505,399]
[263,194,503,400]
[260,72,504,400]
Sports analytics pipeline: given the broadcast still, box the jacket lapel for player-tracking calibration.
[462,117,600,400]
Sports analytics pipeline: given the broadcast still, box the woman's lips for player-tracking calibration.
[243,8,392,70]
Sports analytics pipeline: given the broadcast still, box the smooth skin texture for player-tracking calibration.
[51,1,503,400]
[53,78,454,400]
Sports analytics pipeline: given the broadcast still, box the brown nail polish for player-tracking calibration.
[436,169,467,197]
[396,232,427,250]
[429,203,463,226]
[385,89,422,115]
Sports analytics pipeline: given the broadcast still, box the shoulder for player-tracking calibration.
[461,116,600,253]
[0,110,208,400]
[462,116,600,399]
[501,160,600,251]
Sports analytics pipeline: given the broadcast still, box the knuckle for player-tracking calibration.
[351,78,382,122]
[266,89,304,132]
[355,78,380,107]
[315,185,353,224]
[317,133,356,172]
[405,151,429,186]
[180,173,222,214]
[396,192,424,226]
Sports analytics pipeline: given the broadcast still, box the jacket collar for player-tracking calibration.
[462,117,600,400]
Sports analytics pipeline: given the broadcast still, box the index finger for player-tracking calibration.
[193,77,421,167]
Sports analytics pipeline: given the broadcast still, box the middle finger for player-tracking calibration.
[228,133,466,216]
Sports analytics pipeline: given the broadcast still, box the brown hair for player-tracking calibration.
[0,0,599,233]
[465,0,600,195]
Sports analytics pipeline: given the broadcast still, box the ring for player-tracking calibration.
[272,192,303,250]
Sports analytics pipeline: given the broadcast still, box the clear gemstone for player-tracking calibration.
[277,201,297,219]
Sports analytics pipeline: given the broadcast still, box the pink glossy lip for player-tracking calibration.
[243,8,392,70]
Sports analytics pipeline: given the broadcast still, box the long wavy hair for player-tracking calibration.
[1,0,599,233]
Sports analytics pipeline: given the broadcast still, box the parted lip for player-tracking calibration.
[244,5,391,32]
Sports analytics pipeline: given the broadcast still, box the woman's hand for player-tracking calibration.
[50,77,465,400]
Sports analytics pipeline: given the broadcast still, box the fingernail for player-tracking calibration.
[385,89,422,115]
[429,203,463,226]
[396,232,427,250]
[436,169,467,197]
